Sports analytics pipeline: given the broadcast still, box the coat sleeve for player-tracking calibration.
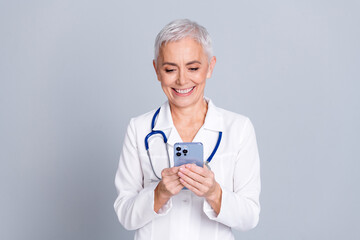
[114,118,172,230]
[203,118,261,231]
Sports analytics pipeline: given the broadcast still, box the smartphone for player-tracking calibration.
[174,142,204,167]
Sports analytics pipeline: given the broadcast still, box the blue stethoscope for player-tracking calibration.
[145,107,222,180]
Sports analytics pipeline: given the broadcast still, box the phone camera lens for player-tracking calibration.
[183,149,188,154]
[176,147,181,151]
[176,152,181,156]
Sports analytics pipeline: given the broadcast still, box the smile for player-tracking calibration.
[172,86,195,94]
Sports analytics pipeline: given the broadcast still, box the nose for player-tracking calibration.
[176,68,187,85]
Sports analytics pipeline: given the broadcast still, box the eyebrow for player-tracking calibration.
[162,60,202,67]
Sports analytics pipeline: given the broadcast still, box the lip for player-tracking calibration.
[172,86,195,96]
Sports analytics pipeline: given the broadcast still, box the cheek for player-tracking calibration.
[159,73,177,86]
[193,70,208,83]
[160,79,173,90]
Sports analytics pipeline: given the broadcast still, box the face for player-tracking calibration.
[153,37,216,110]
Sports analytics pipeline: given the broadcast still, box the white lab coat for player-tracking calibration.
[114,99,261,240]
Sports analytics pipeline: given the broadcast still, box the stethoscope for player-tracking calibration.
[145,107,222,180]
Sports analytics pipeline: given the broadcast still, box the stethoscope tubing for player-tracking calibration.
[145,107,222,180]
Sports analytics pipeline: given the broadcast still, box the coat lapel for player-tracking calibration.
[192,99,224,162]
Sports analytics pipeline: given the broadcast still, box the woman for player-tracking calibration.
[114,19,261,240]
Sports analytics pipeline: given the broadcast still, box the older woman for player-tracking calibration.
[114,19,261,240]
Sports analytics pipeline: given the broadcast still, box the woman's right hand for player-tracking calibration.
[154,166,183,212]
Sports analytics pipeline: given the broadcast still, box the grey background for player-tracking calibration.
[1,0,359,239]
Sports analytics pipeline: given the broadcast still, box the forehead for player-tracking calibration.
[159,37,207,62]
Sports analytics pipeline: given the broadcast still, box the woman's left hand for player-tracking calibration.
[178,164,222,214]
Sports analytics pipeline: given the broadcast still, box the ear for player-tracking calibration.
[153,60,161,81]
[206,56,217,79]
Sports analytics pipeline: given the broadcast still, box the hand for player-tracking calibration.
[178,164,222,214]
[154,167,183,212]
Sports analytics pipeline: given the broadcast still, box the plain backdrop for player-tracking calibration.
[1,0,359,239]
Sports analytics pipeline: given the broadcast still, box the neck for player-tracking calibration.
[169,98,208,126]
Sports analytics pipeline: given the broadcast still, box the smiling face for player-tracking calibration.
[153,37,216,110]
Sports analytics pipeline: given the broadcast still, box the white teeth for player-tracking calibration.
[175,87,194,94]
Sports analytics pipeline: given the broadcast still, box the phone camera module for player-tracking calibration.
[176,147,181,151]
[176,152,181,157]
[183,149,188,154]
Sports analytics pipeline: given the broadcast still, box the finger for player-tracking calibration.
[160,177,181,191]
[162,172,180,181]
[162,167,180,176]
[179,178,203,196]
[179,166,205,183]
[166,179,184,195]
[178,171,206,193]
[184,164,210,178]
[164,174,182,184]
[174,180,184,191]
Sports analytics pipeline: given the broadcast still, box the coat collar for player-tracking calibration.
[202,98,224,132]
[152,98,224,146]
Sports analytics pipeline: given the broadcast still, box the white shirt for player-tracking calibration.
[114,99,261,240]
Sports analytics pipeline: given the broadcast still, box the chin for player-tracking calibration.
[168,95,203,109]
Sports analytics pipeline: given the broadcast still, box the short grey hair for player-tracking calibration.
[154,19,213,64]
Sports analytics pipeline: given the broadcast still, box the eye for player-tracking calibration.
[165,69,175,73]
[189,67,199,71]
